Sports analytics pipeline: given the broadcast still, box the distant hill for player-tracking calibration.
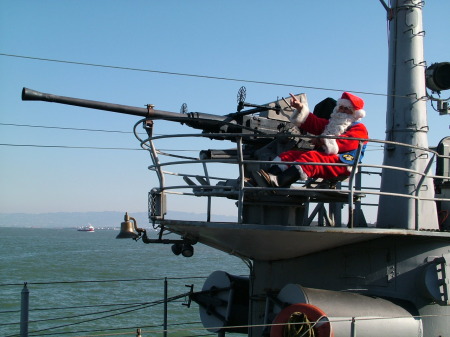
[0,211,237,228]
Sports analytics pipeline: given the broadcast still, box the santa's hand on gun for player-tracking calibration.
[311,137,324,148]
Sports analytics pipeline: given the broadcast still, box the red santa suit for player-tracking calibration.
[278,92,369,180]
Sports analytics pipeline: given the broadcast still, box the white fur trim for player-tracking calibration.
[337,98,354,109]
[353,109,365,120]
[322,138,339,154]
[289,106,310,126]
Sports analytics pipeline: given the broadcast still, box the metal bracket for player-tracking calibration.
[149,188,166,221]
[183,284,194,308]
[423,254,450,305]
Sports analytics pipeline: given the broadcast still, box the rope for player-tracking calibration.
[283,312,315,337]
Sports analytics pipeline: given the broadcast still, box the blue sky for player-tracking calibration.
[1,1,449,223]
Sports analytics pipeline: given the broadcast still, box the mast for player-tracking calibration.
[377,0,438,230]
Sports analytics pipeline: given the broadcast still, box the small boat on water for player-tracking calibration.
[77,224,95,232]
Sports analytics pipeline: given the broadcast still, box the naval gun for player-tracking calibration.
[21,87,310,161]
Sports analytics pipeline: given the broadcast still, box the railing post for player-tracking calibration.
[347,141,364,228]
[414,153,436,230]
[236,136,244,224]
[202,161,212,222]
[20,282,29,337]
[351,317,356,337]
[164,278,168,337]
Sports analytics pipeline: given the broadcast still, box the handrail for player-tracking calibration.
[135,123,450,229]
[147,159,450,197]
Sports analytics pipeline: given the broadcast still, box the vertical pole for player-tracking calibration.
[377,0,438,230]
[351,317,356,337]
[318,205,325,226]
[163,278,168,337]
[20,283,29,337]
[136,328,142,337]
[236,136,244,224]
[347,142,363,228]
[202,162,212,222]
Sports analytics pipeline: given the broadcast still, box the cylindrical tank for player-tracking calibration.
[272,284,422,337]
[193,271,249,334]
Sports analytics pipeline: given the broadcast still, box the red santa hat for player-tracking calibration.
[337,92,366,120]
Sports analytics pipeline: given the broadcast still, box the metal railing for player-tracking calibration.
[0,277,207,337]
[133,120,450,230]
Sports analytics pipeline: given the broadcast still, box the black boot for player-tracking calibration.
[251,165,282,187]
[255,166,301,187]
[268,165,283,176]
[274,166,301,187]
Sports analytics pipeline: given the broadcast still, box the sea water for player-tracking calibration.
[0,227,249,337]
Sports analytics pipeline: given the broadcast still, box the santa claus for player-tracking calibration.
[253,92,369,187]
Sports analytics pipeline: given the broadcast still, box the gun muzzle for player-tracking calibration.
[22,88,47,101]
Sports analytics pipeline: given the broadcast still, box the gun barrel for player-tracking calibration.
[21,88,289,144]
[21,87,218,123]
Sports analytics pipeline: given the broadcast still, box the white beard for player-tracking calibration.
[321,110,357,136]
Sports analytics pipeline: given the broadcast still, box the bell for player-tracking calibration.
[116,212,139,239]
